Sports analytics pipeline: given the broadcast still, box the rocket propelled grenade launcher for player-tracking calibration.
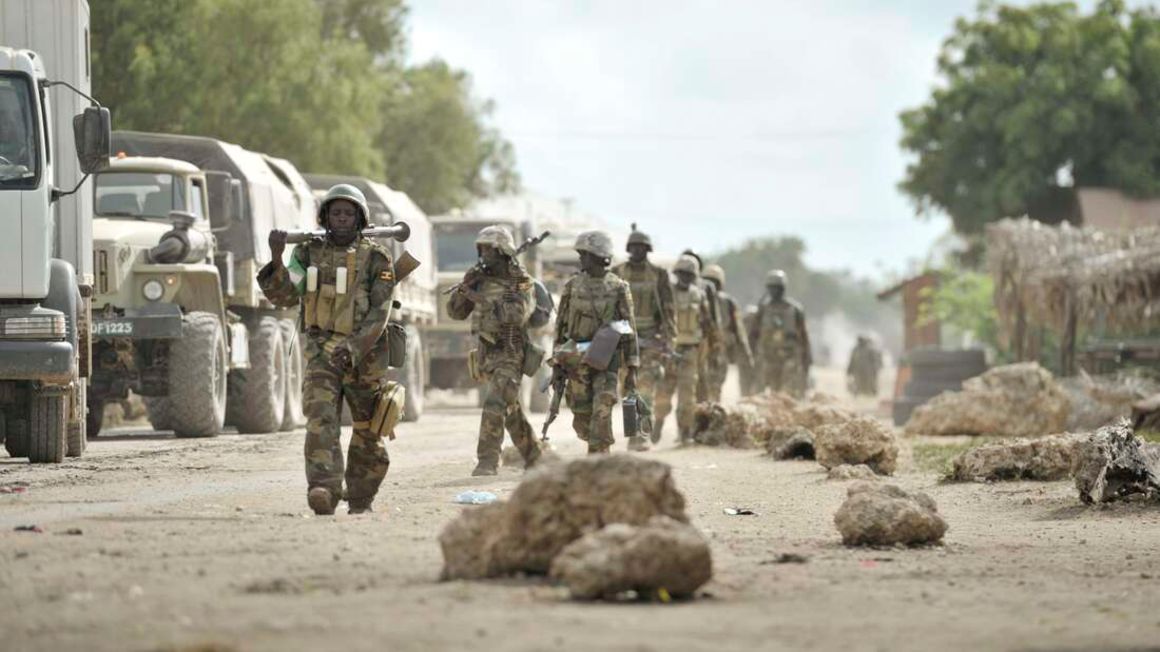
[284,222,411,244]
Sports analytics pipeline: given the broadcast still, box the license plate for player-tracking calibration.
[93,320,134,336]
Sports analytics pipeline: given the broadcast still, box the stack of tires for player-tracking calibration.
[892,348,987,426]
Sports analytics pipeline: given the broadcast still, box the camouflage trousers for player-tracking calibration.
[303,351,390,508]
[624,345,666,414]
[655,343,699,441]
[705,350,729,403]
[738,354,760,397]
[567,367,619,453]
[760,350,806,398]
[478,366,540,470]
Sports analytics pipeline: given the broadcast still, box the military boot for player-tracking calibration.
[307,487,337,516]
[348,500,374,515]
[627,436,650,452]
[472,461,498,476]
[651,418,665,444]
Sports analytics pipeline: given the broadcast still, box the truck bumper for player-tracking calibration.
[0,341,75,384]
[93,304,183,339]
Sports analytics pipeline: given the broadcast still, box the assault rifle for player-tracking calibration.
[540,363,567,442]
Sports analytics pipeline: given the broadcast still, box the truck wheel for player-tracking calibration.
[86,396,104,439]
[28,389,67,463]
[229,317,287,434]
[169,312,227,438]
[279,319,305,431]
[67,382,86,457]
[144,397,173,432]
[401,325,424,422]
[4,419,29,458]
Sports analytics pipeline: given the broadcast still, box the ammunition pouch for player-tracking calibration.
[523,340,545,378]
[386,321,407,368]
[370,381,405,440]
[468,348,483,382]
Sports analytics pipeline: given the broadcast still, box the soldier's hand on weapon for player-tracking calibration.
[331,345,352,370]
[269,229,288,264]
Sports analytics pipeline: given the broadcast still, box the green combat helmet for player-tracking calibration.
[318,183,370,229]
[475,225,517,257]
[674,254,700,276]
[703,264,726,288]
[626,222,653,252]
[766,269,787,288]
[574,230,614,259]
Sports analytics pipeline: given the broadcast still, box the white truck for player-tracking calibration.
[303,174,437,421]
[0,0,111,462]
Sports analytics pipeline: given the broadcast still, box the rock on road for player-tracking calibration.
[1,399,1159,652]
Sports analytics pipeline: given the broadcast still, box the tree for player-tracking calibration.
[899,0,1160,234]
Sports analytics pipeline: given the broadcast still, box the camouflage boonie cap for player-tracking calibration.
[766,269,787,287]
[574,230,614,258]
[703,264,725,286]
[674,254,700,275]
[475,225,517,257]
[318,183,370,228]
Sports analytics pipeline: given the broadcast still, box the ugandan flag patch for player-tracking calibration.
[379,270,395,282]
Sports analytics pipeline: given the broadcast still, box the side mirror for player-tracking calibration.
[205,171,233,231]
[72,106,111,174]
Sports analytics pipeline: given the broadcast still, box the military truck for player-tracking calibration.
[1,0,111,462]
[86,132,315,437]
[427,208,552,412]
[303,174,437,421]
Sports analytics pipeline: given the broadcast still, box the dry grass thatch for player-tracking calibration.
[986,218,1160,340]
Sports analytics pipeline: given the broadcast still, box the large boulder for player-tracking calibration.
[905,362,1070,438]
[814,416,899,476]
[548,516,712,600]
[440,455,689,580]
[1072,420,1160,504]
[950,434,1084,482]
[834,482,947,546]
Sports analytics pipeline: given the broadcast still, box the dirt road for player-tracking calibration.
[2,380,1159,652]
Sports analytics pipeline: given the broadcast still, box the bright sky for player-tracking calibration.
[407,1,997,280]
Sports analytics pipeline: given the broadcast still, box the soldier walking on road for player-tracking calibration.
[702,264,753,403]
[678,250,723,403]
[259,184,397,516]
[447,226,542,476]
[654,255,716,444]
[612,224,675,451]
[751,269,811,398]
[553,231,639,454]
[847,335,883,397]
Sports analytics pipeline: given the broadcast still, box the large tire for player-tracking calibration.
[66,382,86,457]
[168,312,227,438]
[279,319,305,431]
[401,325,424,422]
[229,317,287,434]
[4,419,29,458]
[144,397,173,432]
[28,389,67,463]
[86,396,104,439]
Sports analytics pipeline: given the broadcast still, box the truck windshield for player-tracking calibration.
[94,172,187,219]
[0,75,38,188]
[435,224,485,272]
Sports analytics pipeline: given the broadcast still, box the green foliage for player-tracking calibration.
[899,0,1160,234]
[91,0,519,213]
[922,271,1004,353]
[911,439,987,477]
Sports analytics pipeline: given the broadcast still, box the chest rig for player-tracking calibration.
[673,284,705,346]
[564,274,621,342]
[616,263,661,334]
[760,300,799,348]
[302,239,376,336]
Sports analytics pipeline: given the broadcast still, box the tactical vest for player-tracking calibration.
[614,262,660,335]
[301,239,381,336]
[673,284,705,346]
[759,300,800,351]
[471,274,533,346]
[563,273,623,342]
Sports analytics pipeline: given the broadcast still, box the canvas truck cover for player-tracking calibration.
[261,154,317,231]
[111,131,312,265]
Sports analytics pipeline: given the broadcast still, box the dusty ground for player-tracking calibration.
[1,368,1159,652]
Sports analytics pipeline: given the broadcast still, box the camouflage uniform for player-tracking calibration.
[258,185,396,513]
[738,305,761,396]
[655,255,715,442]
[702,264,753,403]
[447,226,541,474]
[679,250,723,403]
[611,230,676,438]
[847,336,883,396]
[752,270,811,398]
[555,231,639,454]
